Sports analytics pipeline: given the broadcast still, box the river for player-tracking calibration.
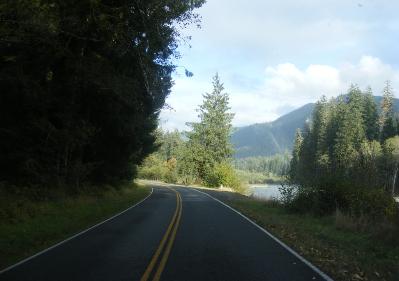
[249,184,283,200]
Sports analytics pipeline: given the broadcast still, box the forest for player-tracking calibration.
[288,82,399,221]
[0,0,205,191]
[232,154,290,184]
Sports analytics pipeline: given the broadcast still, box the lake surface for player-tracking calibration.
[249,184,282,200]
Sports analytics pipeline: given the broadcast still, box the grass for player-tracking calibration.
[201,190,399,281]
[0,182,150,270]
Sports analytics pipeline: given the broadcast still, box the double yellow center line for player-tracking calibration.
[140,188,182,281]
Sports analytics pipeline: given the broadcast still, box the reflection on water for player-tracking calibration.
[249,184,282,200]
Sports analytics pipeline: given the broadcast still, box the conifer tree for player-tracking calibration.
[296,121,313,186]
[290,129,303,181]
[380,81,396,142]
[0,0,205,187]
[312,96,330,178]
[333,86,366,179]
[186,74,235,183]
[362,87,379,141]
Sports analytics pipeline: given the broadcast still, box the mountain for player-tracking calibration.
[231,96,399,158]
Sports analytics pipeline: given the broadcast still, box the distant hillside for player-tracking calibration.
[231,96,399,158]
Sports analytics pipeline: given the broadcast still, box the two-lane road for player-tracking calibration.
[0,184,333,281]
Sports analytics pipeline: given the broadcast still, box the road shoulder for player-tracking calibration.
[0,183,151,271]
[187,185,398,281]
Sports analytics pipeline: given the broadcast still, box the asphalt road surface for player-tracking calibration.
[0,184,333,281]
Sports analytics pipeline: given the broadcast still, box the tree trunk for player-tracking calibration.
[392,164,398,196]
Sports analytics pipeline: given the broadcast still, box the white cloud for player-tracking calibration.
[160,56,399,131]
[160,1,399,130]
[179,0,399,66]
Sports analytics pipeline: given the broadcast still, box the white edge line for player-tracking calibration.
[0,187,154,274]
[191,188,334,281]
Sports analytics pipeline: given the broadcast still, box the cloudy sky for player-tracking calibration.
[160,0,399,131]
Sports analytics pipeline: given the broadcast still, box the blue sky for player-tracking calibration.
[160,0,399,130]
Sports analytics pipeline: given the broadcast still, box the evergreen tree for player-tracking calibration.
[381,117,397,142]
[362,87,379,141]
[333,86,366,180]
[297,121,313,186]
[232,154,290,176]
[380,81,396,142]
[187,74,235,184]
[289,129,303,182]
[312,96,330,180]
[158,130,183,161]
[288,84,398,216]
[0,1,205,187]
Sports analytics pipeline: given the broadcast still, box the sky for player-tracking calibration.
[159,0,399,131]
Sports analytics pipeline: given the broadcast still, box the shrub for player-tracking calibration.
[137,155,167,181]
[342,188,398,221]
[278,183,297,206]
[163,158,178,183]
[282,182,398,221]
[203,162,245,192]
[280,184,339,215]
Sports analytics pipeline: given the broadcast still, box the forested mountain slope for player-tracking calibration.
[231,96,399,158]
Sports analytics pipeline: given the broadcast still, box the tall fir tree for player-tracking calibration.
[362,87,379,141]
[312,96,330,178]
[380,81,396,142]
[186,74,234,182]
[290,129,303,182]
[333,86,366,179]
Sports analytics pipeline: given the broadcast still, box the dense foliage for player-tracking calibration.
[0,0,205,188]
[138,74,243,190]
[288,82,398,219]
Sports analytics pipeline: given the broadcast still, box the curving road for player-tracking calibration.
[0,184,333,281]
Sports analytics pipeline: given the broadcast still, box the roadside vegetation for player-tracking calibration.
[138,75,244,192]
[220,194,399,281]
[0,182,150,269]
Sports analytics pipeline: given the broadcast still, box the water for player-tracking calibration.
[249,184,282,200]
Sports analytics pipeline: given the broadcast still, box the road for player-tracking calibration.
[0,184,333,281]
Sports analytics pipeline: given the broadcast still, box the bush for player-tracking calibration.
[203,162,245,192]
[278,183,297,206]
[280,184,339,215]
[342,188,398,221]
[281,182,398,222]
[163,158,178,184]
[137,155,167,181]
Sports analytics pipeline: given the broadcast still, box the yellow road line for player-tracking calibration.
[152,192,182,281]
[140,188,182,281]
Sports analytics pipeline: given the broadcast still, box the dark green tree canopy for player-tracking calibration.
[289,82,399,215]
[0,0,205,187]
